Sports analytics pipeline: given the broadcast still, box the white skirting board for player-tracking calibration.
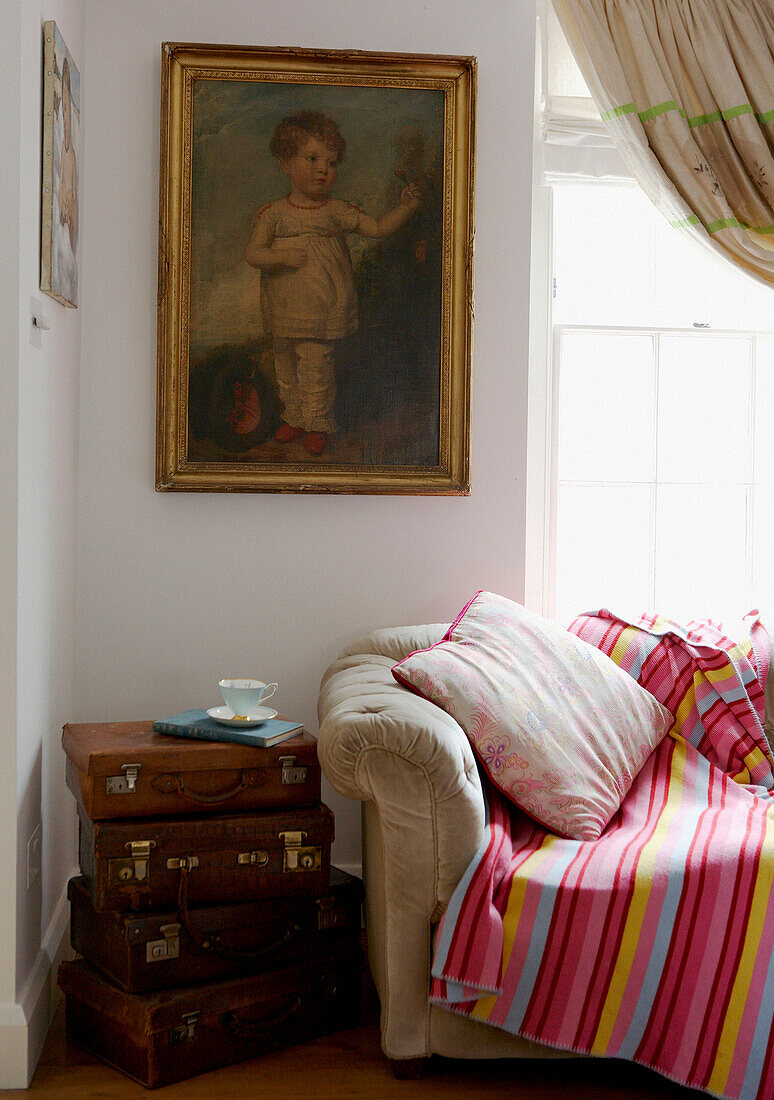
[0,868,77,1089]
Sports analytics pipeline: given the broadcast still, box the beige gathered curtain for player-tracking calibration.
[551,0,774,285]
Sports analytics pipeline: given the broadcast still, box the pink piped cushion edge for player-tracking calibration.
[392,590,673,841]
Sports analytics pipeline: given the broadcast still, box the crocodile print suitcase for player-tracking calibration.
[58,947,362,1089]
[68,866,363,992]
[78,803,334,911]
[63,720,321,820]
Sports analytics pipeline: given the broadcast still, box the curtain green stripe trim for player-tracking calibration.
[741,223,774,235]
[670,215,702,228]
[708,217,774,235]
[673,214,774,235]
[602,100,774,127]
[687,109,722,126]
[639,100,679,122]
[600,102,638,122]
[706,216,744,232]
[668,213,774,235]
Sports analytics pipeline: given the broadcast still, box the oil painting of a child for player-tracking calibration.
[186,76,448,472]
[244,111,422,456]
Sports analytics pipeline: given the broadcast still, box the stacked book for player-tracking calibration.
[57,713,363,1089]
[152,707,308,749]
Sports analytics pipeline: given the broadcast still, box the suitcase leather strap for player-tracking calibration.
[221,996,302,1039]
[151,769,265,805]
[175,863,302,960]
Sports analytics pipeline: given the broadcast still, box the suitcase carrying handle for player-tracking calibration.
[175,862,302,960]
[151,770,265,805]
[221,995,302,1039]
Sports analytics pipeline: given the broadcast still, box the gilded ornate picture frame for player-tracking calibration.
[156,42,475,494]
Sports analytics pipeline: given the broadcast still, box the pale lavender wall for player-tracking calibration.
[77,0,537,869]
[0,0,22,1019]
[16,0,83,992]
[0,0,84,1077]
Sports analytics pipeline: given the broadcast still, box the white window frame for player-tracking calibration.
[525,1,633,616]
[550,323,766,622]
[525,1,767,620]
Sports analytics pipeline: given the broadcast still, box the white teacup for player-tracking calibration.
[219,678,278,718]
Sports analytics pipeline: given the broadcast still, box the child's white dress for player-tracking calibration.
[253,197,368,340]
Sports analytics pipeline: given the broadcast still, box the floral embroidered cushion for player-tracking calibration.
[391,590,673,841]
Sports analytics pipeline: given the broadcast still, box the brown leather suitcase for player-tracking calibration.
[78,803,334,911]
[68,866,364,992]
[63,720,321,820]
[58,948,362,1089]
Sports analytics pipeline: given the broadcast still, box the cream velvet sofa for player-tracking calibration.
[317,623,570,1074]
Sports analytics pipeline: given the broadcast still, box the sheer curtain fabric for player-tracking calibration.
[551,0,774,285]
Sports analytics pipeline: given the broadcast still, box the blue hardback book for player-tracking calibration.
[153,709,304,748]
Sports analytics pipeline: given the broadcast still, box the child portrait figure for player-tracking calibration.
[245,111,422,456]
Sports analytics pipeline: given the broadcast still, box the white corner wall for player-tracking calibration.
[77,0,538,870]
[0,0,23,1084]
[0,0,84,1087]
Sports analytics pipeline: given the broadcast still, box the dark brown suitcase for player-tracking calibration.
[68,866,363,992]
[63,720,321,820]
[58,948,362,1089]
[78,803,334,911]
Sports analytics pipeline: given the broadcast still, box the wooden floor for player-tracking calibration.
[7,994,707,1100]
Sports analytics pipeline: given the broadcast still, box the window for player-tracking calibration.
[529,8,774,631]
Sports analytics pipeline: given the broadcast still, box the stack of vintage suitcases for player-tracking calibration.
[57,719,364,1089]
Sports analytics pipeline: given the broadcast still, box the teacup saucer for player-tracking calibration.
[207,706,278,727]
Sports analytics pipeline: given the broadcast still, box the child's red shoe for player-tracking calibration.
[274,421,304,443]
[304,431,327,455]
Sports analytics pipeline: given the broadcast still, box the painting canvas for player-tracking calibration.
[157,44,475,494]
[41,21,80,308]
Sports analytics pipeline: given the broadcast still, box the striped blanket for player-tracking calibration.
[571,611,774,798]
[430,610,774,1100]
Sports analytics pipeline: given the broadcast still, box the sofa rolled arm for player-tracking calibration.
[317,624,488,1059]
[317,624,487,910]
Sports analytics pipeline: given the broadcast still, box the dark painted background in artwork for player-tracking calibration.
[187,78,444,468]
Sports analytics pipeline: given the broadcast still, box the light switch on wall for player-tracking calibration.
[29,297,50,348]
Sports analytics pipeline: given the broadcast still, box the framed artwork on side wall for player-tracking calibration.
[156,42,475,494]
[41,21,80,308]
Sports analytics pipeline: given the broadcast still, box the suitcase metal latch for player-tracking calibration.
[166,856,199,870]
[108,839,156,885]
[237,850,269,865]
[146,922,180,963]
[105,763,141,795]
[170,1011,199,1043]
[279,755,308,785]
[279,830,321,872]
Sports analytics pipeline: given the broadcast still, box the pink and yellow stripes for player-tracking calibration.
[569,610,773,792]
[431,613,774,1099]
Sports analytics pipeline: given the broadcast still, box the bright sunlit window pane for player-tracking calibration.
[557,332,656,482]
[553,185,774,332]
[753,485,774,618]
[551,183,774,630]
[553,186,659,328]
[755,336,774,486]
[654,485,749,622]
[555,484,654,624]
[657,336,752,485]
